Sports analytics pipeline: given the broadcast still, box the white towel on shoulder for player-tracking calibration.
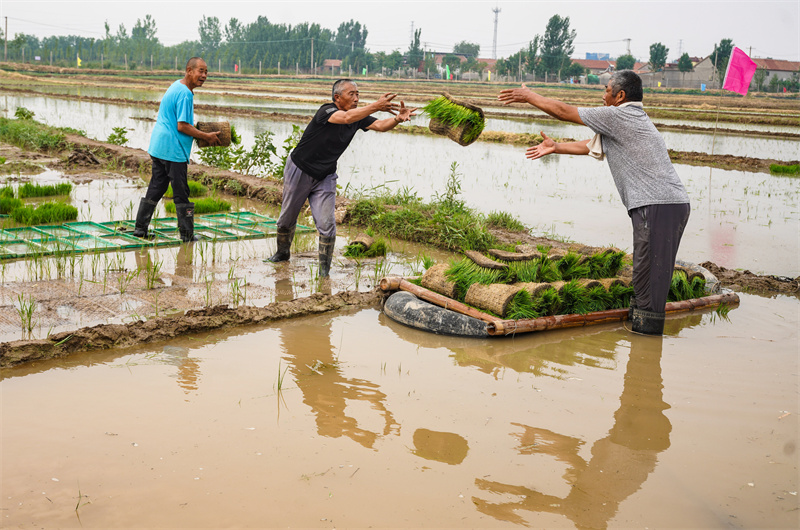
[586,101,644,161]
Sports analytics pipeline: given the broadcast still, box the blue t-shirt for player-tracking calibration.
[148,80,194,162]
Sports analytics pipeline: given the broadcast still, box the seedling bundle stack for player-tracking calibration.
[424,93,486,146]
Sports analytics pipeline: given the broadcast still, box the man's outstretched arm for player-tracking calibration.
[498,84,584,125]
[526,132,590,160]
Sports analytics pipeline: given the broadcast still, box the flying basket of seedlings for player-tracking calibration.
[424,92,486,146]
[195,121,232,147]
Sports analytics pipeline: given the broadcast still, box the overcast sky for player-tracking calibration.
[2,0,799,62]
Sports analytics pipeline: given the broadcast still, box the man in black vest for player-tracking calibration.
[266,79,416,277]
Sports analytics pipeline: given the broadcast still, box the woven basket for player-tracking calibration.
[195,121,232,148]
[427,93,485,147]
[487,248,542,262]
[420,263,458,299]
[465,250,508,270]
[465,283,522,317]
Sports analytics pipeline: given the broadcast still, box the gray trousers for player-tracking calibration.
[630,203,691,312]
[276,157,337,237]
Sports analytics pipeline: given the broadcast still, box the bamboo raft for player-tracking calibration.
[379,276,739,337]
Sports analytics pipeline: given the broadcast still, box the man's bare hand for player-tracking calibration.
[374,93,400,113]
[205,131,222,146]
[526,132,556,160]
[395,101,418,123]
[498,84,534,106]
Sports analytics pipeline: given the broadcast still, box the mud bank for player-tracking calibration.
[0,290,382,368]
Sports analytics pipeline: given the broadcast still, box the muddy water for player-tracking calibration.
[2,292,797,528]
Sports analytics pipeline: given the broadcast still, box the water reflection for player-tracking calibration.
[472,333,671,529]
[160,345,201,397]
[278,315,399,448]
[412,428,469,465]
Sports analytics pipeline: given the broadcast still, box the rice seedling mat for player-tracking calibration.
[0,212,314,260]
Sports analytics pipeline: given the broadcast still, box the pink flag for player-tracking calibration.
[722,47,757,95]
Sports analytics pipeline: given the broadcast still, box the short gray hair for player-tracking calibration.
[609,70,643,102]
[332,79,356,101]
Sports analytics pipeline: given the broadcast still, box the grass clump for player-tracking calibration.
[164,197,231,214]
[0,117,68,152]
[10,202,78,224]
[18,182,73,198]
[0,186,14,198]
[486,210,526,232]
[769,163,800,176]
[423,95,486,144]
[165,180,208,198]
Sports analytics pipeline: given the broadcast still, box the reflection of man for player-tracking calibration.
[499,71,690,335]
[133,57,221,242]
[266,79,416,277]
[278,313,399,448]
[473,333,671,528]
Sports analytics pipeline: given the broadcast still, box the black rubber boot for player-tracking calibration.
[175,202,199,242]
[265,227,295,263]
[630,307,666,335]
[318,235,336,277]
[132,198,158,238]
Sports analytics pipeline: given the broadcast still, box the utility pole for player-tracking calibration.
[310,38,314,74]
[492,6,500,60]
[4,17,7,61]
[624,38,631,56]
[410,21,414,43]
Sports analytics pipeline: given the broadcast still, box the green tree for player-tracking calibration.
[711,38,734,86]
[616,54,635,71]
[752,67,767,92]
[385,50,404,71]
[524,37,539,75]
[198,16,222,57]
[540,15,576,80]
[442,54,462,74]
[648,42,668,72]
[407,28,423,71]
[453,41,480,59]
[564,61,586,79]
[677,52,693,86]
[131,15,158,66]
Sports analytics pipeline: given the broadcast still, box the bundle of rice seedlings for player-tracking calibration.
[586,285,615,312]
[608,283,635,309]
[0,196,22,214]
[445,258,507,300]
[507,260,541,283]
[531,287,560,316]
[690,276,706,298]
[465,283,522,317]
[10,202,78,224]
[668,271,693,302]
[18,182,72,198]
[599,249,626,278]
[558,280,592,314]
[505,290,542,320]
[343,237,387,258]
[424,93,486,146]
[165,180,208,198]
[0,185,14,198]
[164,197,231,215]
[558,252,591,280]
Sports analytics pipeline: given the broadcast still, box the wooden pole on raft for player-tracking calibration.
[379,277,740,337]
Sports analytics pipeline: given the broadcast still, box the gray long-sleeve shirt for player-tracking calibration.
[578,105,690,211]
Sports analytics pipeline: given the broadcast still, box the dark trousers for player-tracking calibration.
[630,203,691,312]
[146,156,190,205]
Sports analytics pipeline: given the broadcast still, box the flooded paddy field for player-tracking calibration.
[1,93,798,276]
[2,294,797,528]
[1,73,798,528]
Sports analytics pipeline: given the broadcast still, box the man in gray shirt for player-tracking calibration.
[499,71,690,335]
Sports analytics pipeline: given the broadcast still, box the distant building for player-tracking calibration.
[661,55,800,89]
[586,53,610,61]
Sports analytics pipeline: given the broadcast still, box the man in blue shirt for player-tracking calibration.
[133,57,221,242]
